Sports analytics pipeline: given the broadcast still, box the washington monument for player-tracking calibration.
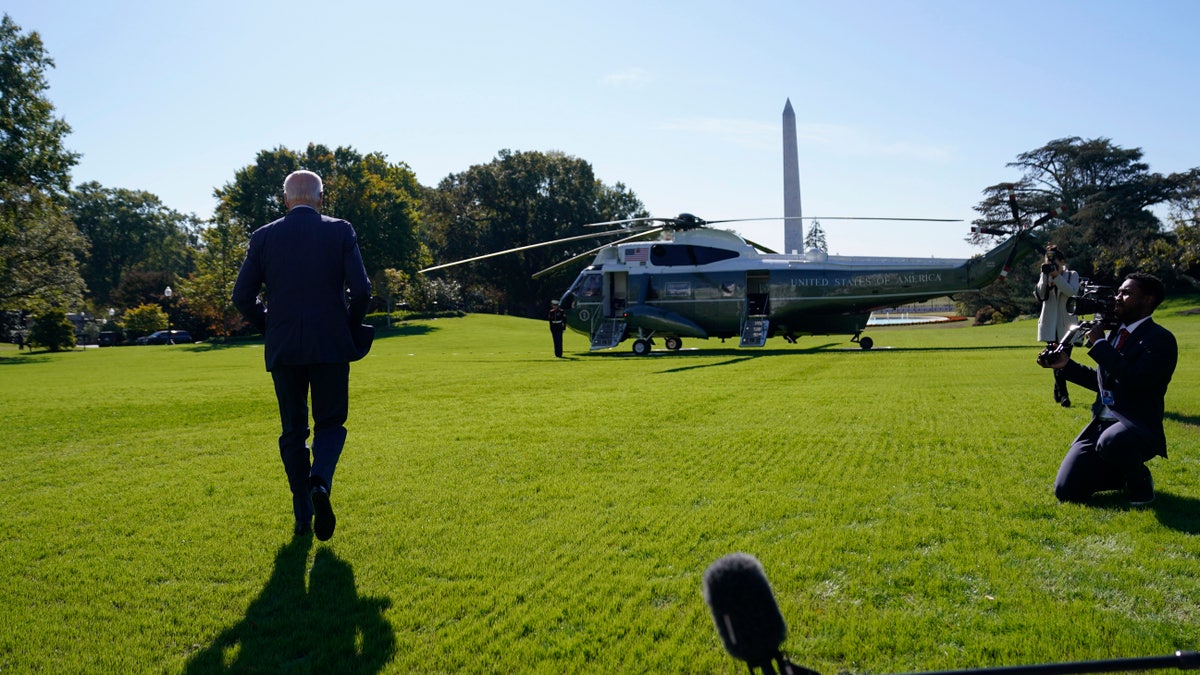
[782,99,803,254]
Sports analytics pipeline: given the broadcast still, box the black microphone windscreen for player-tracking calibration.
[702,552,787,667]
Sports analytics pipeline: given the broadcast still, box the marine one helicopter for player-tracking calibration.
[421,204,1056,355]
[421,101,1059,355]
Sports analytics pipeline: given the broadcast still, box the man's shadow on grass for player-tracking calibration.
[1086,491,1200,535]
[185,538,395,673]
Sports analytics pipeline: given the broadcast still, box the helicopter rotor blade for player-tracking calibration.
[791,216,963,222]
[419,227,650,274]
[532,227,664,279]
[1007,187,1025,231]
[740,237,778,254]
[707,216,962,224]
[1032,205,1067,228]
[583,216,674,228]
[585,214,963,229]
[996,204,1065,281]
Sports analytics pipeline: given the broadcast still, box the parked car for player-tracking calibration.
[98,331,119,347]
[138,330,193,345]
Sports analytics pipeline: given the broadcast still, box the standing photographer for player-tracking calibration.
[1040,272,1177,506]
[1034,245,1080,407]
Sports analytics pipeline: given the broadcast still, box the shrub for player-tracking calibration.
[29,309,76,352]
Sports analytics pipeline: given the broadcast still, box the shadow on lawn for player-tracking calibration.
[577,341,1032,372]
[185,538,395,673]
[182,324,437,353]
[1165,411,1200,429]
[1087,491,1200,535]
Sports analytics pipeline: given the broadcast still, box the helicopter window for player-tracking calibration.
[573,273,603,299]
[649,244,738,267]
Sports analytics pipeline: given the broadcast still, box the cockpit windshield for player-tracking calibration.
[568,271,603,300]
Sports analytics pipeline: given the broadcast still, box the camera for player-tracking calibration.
[1065,282,1117,327]
[1041,261,1057,274]
[1036,281,1116,367]
[1037,339,1074,367]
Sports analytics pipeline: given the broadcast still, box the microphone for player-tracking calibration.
[702,553,790,672]
[704,555,1196,675]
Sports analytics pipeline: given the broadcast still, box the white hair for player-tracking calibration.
[283,170,323,206]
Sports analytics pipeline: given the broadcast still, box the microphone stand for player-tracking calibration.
[777,651,1199,675]
[891,651,1200,675]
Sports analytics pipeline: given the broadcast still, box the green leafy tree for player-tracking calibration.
[963,137,1197,318]
[1167,170,1200,288]
[0,185,87,312]
[372,268,407,326]
[0,15,86,313]
[181,222,247,337]
[0,14,78,193]
[69,182,198,305]
[214,144,425,278]
[111,269,173,312]
[122,303,168,339]
[403,275,462,313]
[422,149,646,317]
[28,307,75,351]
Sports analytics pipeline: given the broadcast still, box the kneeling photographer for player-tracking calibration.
[1037,272,1177,505]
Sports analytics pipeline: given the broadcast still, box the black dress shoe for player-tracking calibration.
[294,520,313,537]
[1127,467,1155,506]
[311,484,336,541]
[1060,397,1071,408]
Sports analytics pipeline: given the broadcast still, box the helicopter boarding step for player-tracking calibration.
[739,316,769,348]
[591,318,626,350]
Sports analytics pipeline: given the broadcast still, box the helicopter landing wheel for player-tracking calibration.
[632,339,652,356]
[664,337,682,351]
[858,336,874,350]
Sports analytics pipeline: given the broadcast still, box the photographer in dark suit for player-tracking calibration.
[1041,272,1177,505]
[233,170,372,540]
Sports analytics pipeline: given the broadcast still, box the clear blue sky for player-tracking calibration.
[7,0,1199,258]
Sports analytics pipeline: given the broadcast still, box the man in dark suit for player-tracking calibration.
[1042,272,1177,505]
[232,170,372,540]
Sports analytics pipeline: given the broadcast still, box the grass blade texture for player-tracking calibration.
[1,302,1197,674]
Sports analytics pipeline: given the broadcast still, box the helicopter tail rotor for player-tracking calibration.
[983,187,1067,282]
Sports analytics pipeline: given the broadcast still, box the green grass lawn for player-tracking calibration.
[1,304,1198,674]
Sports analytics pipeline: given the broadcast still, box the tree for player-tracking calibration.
[213,144,425,278]
[28,307,75,351]
[963,137,1197,318]
[0,14,78,193]
[372,268,407,326]
[1167,169,1200,288]
[180,222,246,337]
[0,185,87,312]
[422,149,646,317]
[805,220,828,252]
[122,303,168,339]
[110,269,173,312]
[69,182,198,305]
[0,15,86,313]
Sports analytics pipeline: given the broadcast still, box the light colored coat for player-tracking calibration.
[1034,268,1080,342]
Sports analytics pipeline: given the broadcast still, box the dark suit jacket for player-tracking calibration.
[1061,318,1177,458]
[232,206,372,371]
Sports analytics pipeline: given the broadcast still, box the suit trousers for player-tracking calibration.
[271,362,350,522]
[1054,417,1149,503]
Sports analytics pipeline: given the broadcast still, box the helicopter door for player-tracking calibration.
[607,271,628,317]
[589,271,628,350]
[740,271,770,347]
